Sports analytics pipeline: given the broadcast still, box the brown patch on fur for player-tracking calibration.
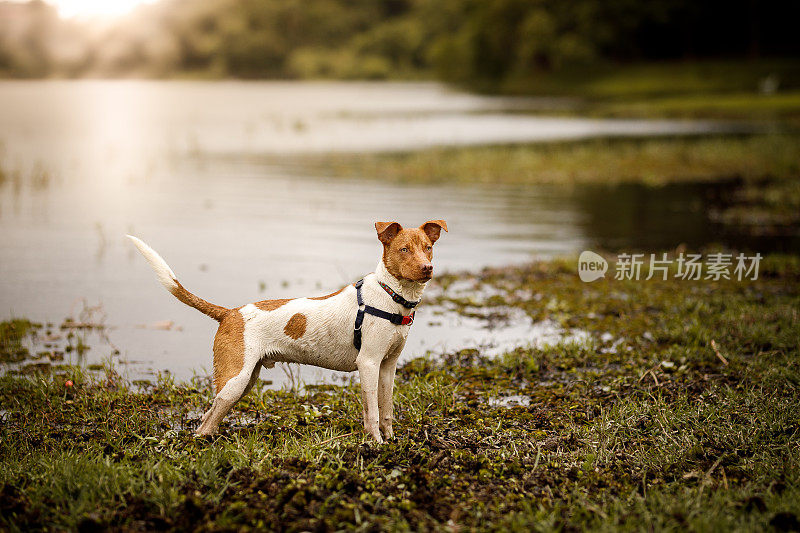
[254,298,292,311]
[170,281,228,321]
[212,309,245,393]
[309,287,344,300]
[284,313,307,339]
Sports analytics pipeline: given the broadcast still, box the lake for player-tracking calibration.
[0,80,760,384]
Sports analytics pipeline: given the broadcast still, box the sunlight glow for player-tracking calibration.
[48,0,156,18]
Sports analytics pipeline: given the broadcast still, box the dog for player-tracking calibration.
[128,220,447,442]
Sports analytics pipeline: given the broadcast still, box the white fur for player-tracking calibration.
[130,235,430,443]
[126,235,178,292]
[196,261,426,442]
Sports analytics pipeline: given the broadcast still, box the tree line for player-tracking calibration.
[0,0,797,84]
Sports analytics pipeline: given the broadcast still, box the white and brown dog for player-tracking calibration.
[128,220,447,442]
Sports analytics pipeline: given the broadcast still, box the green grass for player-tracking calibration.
[1,254,799,530]
[0,319,41,363]
[501,60,800,99]
[594,91,800,121]
[494,60,800,122]
[320,134,800,186]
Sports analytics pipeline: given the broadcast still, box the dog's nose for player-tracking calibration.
[421,264,433,275]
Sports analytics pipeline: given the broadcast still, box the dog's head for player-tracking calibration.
[375,220,447,282]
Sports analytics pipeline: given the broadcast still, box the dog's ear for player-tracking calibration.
[375,221,403,244]
[420,220,448,243]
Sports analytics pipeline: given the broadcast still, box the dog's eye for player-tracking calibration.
[426,245,432,251]
[400,247,409,253]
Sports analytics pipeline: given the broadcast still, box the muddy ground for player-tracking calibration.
[1,255,799,531]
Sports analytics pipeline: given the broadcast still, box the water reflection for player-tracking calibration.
[0,80,734,164]
[0,80,776,384]
[573,181,800,253]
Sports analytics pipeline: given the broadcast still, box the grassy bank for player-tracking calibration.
[588,92,800,122]
[2,254,799,531]
[317,134,800,232]
[322,134,800,186]
[500,60,800,98]
[496,60,800,122]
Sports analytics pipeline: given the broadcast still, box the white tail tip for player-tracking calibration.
[127,234,178,291]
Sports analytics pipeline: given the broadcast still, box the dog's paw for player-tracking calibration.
[193,431,217,442]
[380,425,394,440]
[364,424,384,444]
[195,425,218,437]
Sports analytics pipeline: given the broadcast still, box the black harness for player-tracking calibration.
[353,279,417,350]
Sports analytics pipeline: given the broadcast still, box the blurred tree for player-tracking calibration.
[0,0,797,83]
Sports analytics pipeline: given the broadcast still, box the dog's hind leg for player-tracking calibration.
[197,310,260,435]
[242,361,262,397]
[201,361,261,421]
[197,358,260,435]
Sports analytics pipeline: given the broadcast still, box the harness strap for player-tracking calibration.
[354,279,366,350]
[353,279,415,350]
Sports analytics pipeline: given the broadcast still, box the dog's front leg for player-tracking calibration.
[378,351,400,439]
[356,352,383,443]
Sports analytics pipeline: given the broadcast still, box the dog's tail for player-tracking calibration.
[127,235,229,322]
